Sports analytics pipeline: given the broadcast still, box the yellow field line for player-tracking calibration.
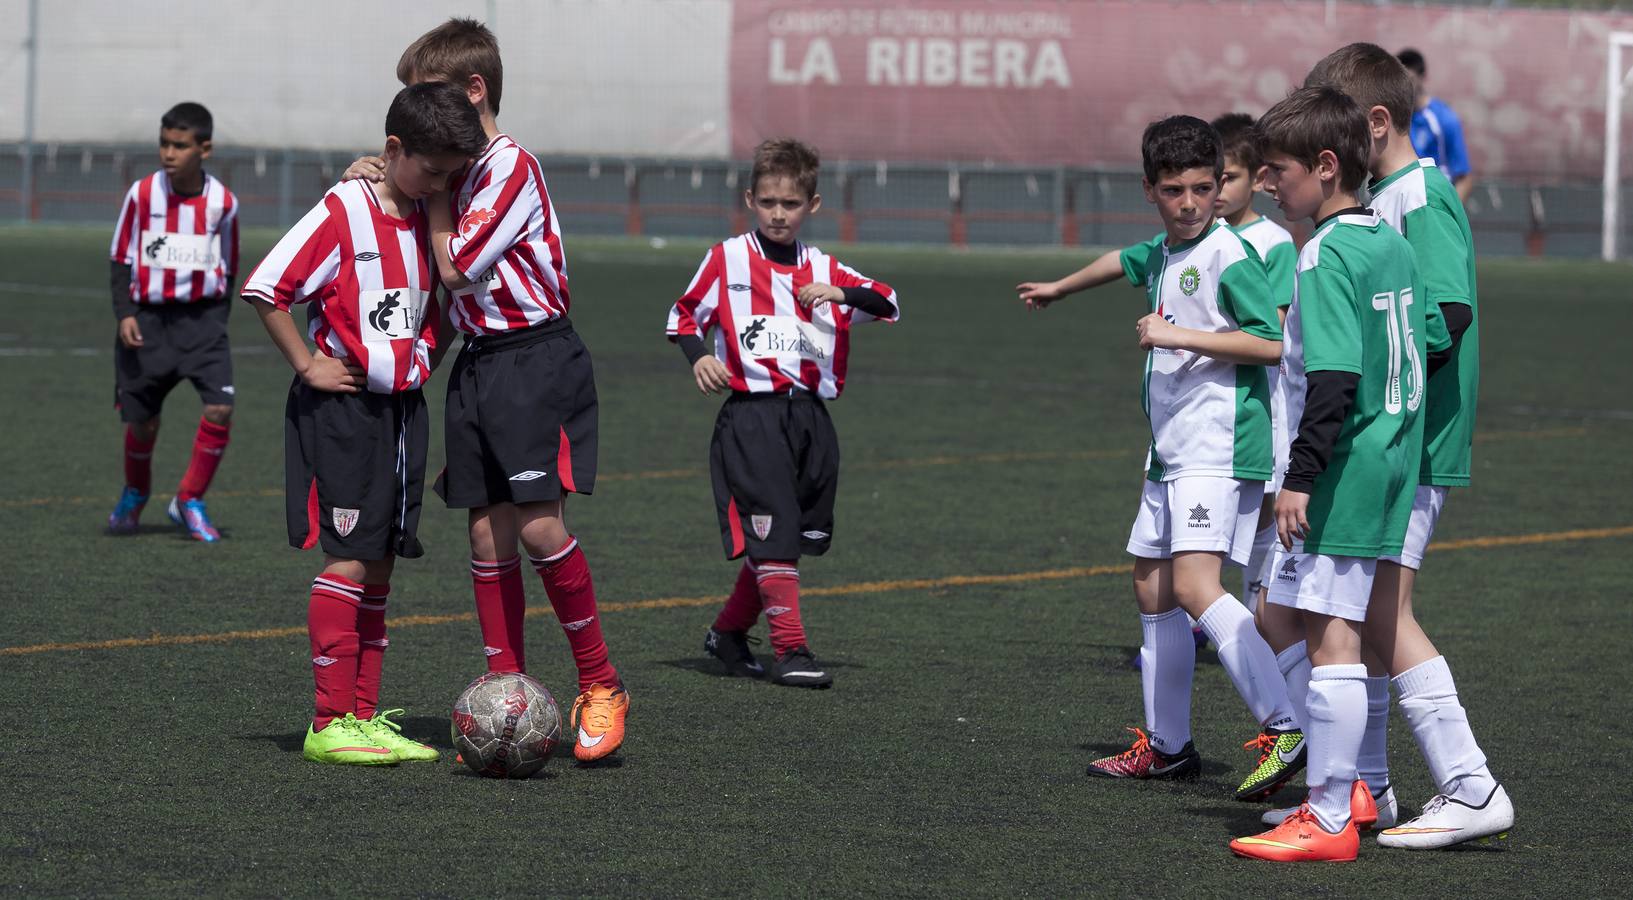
[4,525,1628,658]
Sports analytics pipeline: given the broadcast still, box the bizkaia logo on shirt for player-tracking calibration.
[459,207,496,237]
[359,288,429,342]
[737,315,833,361]
[139,230,219,272]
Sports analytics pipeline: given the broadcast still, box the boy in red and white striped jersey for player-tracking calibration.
[667,139,900,688]
[346,18,631,761]
[107,103,240,542]
[243,82,486,767]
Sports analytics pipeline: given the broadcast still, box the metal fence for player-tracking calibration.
[3,142,1628,259]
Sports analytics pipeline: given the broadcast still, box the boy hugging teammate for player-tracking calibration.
[363,19,631,762]
[667,139,900,688]
[107,103,240,542]
[243,83,486,765]
[1016,117,1305,803]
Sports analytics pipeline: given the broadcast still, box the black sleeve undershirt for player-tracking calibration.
[1425,302,1473,378]
[1283,370,1361,493]
[111,261,137,321]
[677,333,709,366]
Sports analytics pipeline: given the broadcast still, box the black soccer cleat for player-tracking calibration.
[769,645,833,689]
[704,627,765,678]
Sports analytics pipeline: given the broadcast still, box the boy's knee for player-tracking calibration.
[202,404,233,425]
[128,418,161,442]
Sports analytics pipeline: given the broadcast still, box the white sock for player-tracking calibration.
[1242,523,1276,608]
[1140,608,1196,756]
[1276,640,1312,727]
[1197,594,1298,731]
[1394,656,1497,802]
[1305,663,1368,833]
[1356,676,1391,792]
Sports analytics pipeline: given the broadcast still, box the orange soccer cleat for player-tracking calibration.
[1230,804,1360,862]
[570,682,629,762]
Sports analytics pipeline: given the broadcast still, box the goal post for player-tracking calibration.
[1604,32,1633,262]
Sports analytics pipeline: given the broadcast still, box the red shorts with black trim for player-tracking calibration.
[283,378,428,561]
[709,390,838,561]
[433,317,598,508]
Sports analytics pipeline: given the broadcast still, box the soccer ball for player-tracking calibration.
[451,672,562,778]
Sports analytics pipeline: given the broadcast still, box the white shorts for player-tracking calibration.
[1265,542,1377,622]
[1379,485,1449,570]
[1126,476,1264,567]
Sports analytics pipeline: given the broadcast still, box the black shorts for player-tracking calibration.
[284,379,428,561]
[710,390,839,561]
[434,318,598,509]
[113,299,234,422]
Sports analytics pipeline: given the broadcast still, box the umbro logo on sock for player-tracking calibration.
[562,617,594,632]
[312,656,339,666]
[482,646,503,657]
[764,606,793,617]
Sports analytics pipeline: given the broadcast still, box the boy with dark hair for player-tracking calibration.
[1395,48,1474,203]
[1211,112,1295,610]
[1230,85,1421,862]
[1291,41,1513,851]
[107,102,240,542]
[1016,117,1305,802]
[348,18,633,762]
[243,82,487,766]
[666,138,899,688]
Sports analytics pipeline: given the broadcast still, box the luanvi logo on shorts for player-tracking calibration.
[332,507,360,537]
[1277,556,1299,581]
[508,470,547,482]
[1187,504,1211,527]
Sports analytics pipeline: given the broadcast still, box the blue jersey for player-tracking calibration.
[1410,97,1471,181]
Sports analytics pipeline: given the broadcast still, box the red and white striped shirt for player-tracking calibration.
[444,134,570,335]
[242,181,441,394]
[110,170,239,304]
[666,232,899,399]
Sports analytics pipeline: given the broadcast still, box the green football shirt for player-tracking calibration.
[1119,222,1282,482]
[1278,212,1426,557]
[1370,158,1479,487]
[1232,216,1296,310]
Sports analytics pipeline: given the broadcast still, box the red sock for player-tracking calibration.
[532,537,617,692]
[757,562,807,656]
[123,426,155,496]
[177,417,230,502]
[713,560,763,633]
[309,574,363,731]
[472,557,527,673]
[355,584,389,720]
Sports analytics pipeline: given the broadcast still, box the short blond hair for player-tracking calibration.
[397,18,504,115]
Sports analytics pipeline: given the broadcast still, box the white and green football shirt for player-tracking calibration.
[1370,158,1479,487]
[1232,216,1296,310]
[1277,212,1426,558]
[1118,221,1281,483]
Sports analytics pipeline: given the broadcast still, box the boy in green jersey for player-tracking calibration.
[1295,43,1512,851]
[1230,86,1423,862]
[1017,118,1306,803]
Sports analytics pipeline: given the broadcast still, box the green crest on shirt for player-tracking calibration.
[1179,265,1201,296]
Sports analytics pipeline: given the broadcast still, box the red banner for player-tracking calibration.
[730,0,1633,179]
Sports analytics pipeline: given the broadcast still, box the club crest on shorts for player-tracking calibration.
[332,507,360,537]
[751,514,773,540]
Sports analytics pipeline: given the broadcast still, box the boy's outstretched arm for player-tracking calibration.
[1136,318,1282,366]
[1015,248,1127,309]
[251,302,365,394]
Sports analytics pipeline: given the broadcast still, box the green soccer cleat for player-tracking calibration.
[302,713,399,766]
[356,708,441,762]
[1235,729,1307,801]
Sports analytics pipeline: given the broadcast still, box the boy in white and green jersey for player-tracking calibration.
[1304,42,1511,851]
[1212,113,1297,608]
[1017,116,1305,803]
[1231,85,1425,863]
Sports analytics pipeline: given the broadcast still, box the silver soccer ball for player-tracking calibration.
[451,672,562,778]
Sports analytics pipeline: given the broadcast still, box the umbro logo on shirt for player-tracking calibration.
[353,251,382,262]
[728,283,751,292]
[1187,504,1211,527]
